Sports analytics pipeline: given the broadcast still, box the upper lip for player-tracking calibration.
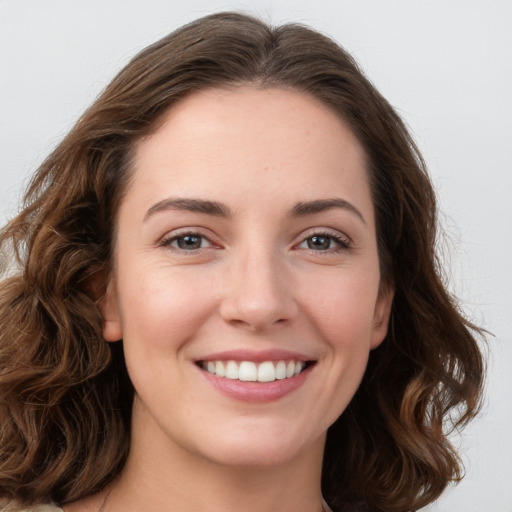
[196,349,314,363]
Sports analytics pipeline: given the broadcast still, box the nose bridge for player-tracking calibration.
[220,236,296,330]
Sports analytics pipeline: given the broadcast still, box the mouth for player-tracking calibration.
[196,359,315,383]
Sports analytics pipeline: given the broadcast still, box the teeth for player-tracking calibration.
[201,359,306,382]
[258,361,275,382]
[239,361,257,381]
[275,361,287,380]
[215,361,225,377]
[225,360,238,379]
[286,360,295,378]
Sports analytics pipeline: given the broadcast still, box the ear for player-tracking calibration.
[99,280,123,342]
[370,286,394,349]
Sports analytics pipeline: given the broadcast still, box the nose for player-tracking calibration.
[219,246,298,331]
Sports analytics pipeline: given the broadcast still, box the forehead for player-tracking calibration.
[128,86,372,216]
[136,86,365,164]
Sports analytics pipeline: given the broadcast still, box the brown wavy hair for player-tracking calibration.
[0,12,484,512]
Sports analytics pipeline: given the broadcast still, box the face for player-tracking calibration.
[102,87,392,470]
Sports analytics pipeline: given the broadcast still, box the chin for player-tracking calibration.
[192,424,324,469]
[204,445,303,468]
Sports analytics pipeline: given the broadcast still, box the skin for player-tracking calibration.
[67,86,392,512]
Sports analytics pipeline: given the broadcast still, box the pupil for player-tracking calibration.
[178,235,201,249]
[308,236,330,250]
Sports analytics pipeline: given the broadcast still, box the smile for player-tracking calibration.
[199,360,308,382]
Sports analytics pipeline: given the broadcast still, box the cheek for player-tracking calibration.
[295,276,379,428]
[117,265,218,354]
[116,267,219,408]
[299,266,381,345]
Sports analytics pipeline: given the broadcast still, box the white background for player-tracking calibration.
[1,1,511,510]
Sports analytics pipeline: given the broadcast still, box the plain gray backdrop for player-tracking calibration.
[1,1,511,510]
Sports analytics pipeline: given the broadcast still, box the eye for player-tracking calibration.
[160,233,212,251]
[298,232,350,252]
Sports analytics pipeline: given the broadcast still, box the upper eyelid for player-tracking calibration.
[158,227,216,242]
[296,234,350,250]
[158,232,212,251]
[295,227,352,243]
[158,233,218,255]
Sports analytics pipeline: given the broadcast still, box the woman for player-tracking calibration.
[0,12,484,512]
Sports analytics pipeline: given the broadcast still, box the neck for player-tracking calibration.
[104,400,326,512]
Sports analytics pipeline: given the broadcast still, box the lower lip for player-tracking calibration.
[199,365,313,403]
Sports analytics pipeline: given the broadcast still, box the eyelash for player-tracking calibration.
[159,231,213,252]
[298,231,351,253]
[158,230,351,254]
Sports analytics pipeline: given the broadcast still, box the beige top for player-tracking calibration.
[18,507,63,512]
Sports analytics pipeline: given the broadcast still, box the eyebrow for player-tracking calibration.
[144,197,231,221]
[144,196,365,224]
[289,198,366,224]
